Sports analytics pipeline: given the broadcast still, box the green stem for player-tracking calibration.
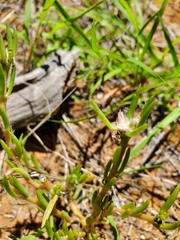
[89,137,130,224]
[106,136,130,182]
[114,208,156,224]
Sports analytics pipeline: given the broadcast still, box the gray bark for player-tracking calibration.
[7,49,80,129]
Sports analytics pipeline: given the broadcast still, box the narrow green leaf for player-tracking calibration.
[9,175,29,198]
[139,0,168,60]
[71,165,81,176]
[158,0,169,16]
[126,124,149,137]
[31,153,41,170]
[68,229,74,240]
[78,173,89,183]
[4,159,16,168]
[127,92,140,119]
[22,147,31,167]
[12,28,18,56]
[121,208,131,219]
[0,139,13,158]
[41,194,58,228]
[0,34,7,64]
[36,190,49,208]
[6,23,13,54]
[54,1,92,48]
[93,195,102,206]
[162,35,180,59]
[139,17,159,61]
[62,221,69,235]
[0,64,5,96]
[69,0,105,22]
[112,147,121,166]
[107,215,120,240]
[131,107,180,159]
[126,58,164,82]
[61,210,70,220]
[121,202,135,210]
[92,190,98,205]
[104,177,117,190]
[104,68,123,81]
[12,167,30,179]
[132,0,143,22]
[91,22,99,54]
[102,195,111,209]
[106,203,115,215]
[160,183,180,213]
[131,199,150,215]
[138,100,156,127]
[118,147,130,175]
[0,106,10,129]
[7,63,16,95]
[20,134,27,147]
[24,0,33,30]
[3,175,18,198]
[90,78,104,97]
[45,220,54,239]
[53,0,69,19]
[114,0,138,33]
[159,221,180,230]
[141,96,155,117]
[16,228,46,239]
[90,99,115,130]
[40,0,55,22]
[104,159,113,180]
[10,132,22,158]
[159,14,179,67]
[54,231,62,240]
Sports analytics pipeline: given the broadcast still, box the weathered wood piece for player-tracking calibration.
[7,49,80,129]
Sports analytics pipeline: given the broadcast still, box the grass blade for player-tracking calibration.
[130,107,180,159]
[90,99,115,130]
[107,215,120,240]
[114,0,138,34]
[41,194,58,228]
[24,0,33,30]
[139,17,159,61]
[70,0,105,22]
[159,14,179,67]
[126,58,164,82]
[54,1,92,48]
[40,0,55,22]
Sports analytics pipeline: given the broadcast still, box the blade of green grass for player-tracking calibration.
[104,68,123,81]
[127,92,140,119]
[90,99,115,130]
[54,1,92,48]
[91,22,99,54]
[24,0,33,30]
[69,0,105,22]
[158,0,169,15]
[40,0,55,22]
[107,215,120,240]
[139,16,159,61]
[113,0,138,34]
[159,14,179,68]
[121,164,164,175]
[130,107,180,160]
[139,0,169,61]
[126,58,164,82]
[162,35,180,58]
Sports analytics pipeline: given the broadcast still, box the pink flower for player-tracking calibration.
[118,110,127,123]
[112,109,140,134]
